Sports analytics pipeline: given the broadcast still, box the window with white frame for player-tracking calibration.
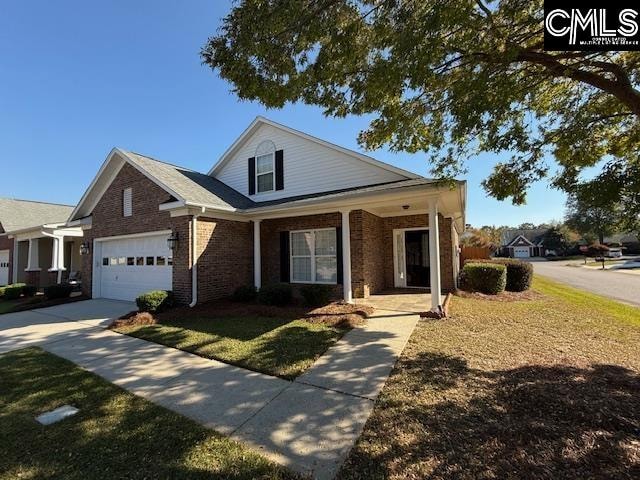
[290,228,337,284]
[256,153,274,193]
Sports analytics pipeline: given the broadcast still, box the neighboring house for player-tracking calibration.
[500,228,549,258]
[0,198,79,287]
[604,232,640,254]
[68,117,466,312]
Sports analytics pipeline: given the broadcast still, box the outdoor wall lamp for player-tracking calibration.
[167,232,179,251]
[79,242,90,255]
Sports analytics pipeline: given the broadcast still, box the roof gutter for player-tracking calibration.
[189,207,204,308]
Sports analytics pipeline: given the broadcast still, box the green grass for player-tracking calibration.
[0,347,295,480]
[339,276,640,479]
[114,316,347,379]
[0,299,21,315]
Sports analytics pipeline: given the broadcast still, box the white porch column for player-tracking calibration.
[253,220,261,289]
[429,201,442,310]
[50,236,65,283]
[26,238,40,271]
[341,210,352,303]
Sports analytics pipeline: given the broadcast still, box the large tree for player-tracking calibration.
[565,182,625,244]
[203,0,640,216]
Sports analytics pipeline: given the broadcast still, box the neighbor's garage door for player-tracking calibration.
[0,250,9,286]
[513,247,530,258]
[98,234,172,301]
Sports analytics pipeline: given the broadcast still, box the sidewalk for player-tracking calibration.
[1,300,418,479]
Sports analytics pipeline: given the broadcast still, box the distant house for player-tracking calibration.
[500,228,549,258]
[0,198,77,287]
[603,233,640,254]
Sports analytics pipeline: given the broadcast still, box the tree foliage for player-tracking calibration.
[460,225,505,251]
[541,226,567,254]
[565,182,625,244]
[203,0,640,213]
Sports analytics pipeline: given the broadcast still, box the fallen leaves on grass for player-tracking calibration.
[455,288,544,302]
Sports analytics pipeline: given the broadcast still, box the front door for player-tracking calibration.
[405,230,430,287]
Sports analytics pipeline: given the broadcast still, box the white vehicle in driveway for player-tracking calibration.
[606,247,623,258]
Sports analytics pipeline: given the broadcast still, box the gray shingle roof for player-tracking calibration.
[121,151,256,210]
[120,150,433,213]
[0,198,74,233]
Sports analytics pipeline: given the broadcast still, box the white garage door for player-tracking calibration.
[0,250,9,286]
[98,234,172,301]
[513,247,530,258]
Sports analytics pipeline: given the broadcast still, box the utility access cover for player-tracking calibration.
[35,405,79,425]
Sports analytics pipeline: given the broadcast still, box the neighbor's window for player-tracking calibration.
[290,228,337,284]
[256,153,274,193]
[123,187,132,217]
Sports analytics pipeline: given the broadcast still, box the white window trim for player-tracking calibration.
[255,152,275,194]
[290,227,337,285]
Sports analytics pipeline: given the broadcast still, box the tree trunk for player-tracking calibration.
[599,232,604,244]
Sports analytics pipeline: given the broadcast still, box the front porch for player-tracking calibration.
[12,224,84,288]
[250,189,463,313]
[354,289,432,314]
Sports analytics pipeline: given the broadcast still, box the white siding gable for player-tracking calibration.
[213,123,411,202]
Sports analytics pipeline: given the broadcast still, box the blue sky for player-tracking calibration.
[0,0,568,227]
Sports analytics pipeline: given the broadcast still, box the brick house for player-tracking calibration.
[0,198,80,287]
[68,117,466,312]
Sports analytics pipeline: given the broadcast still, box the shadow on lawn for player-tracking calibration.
[340,352,640,480]
[1,348,293,480]
[125,321,343,379]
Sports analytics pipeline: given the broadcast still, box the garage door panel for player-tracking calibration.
[98,235,172,301]
[0,250,9,286]
[513,247,530,258]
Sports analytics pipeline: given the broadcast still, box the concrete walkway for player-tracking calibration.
[0,300,418,479]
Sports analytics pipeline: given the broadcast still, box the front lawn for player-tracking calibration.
[0,347,295,480]
[0,294,88,315]
[339,276,640,479]
[112,303,370,379]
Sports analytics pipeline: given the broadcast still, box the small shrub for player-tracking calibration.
[44,283,73,300]
[0,286,6,299]
[231,285,257,302]
[300,284,333,307]
[22,285,38,297]
[3,283,25,300]
[462,263,507,295]
[136,290,174,313]
[463,258,533,292]
[257,283,293,306]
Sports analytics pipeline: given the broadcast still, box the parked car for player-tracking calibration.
[605,248,623,258]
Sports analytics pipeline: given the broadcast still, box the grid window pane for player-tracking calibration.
[316,257,337,283]
[156,256,166,266]
[291,232,312,256]
[292,257,312,282]
[146,256,154,266]
[256,154,273,174]
[257,172,274,192]
[315,230,336,255]
[136,257,144,266]
[110,257,117,266]
[103,258,109,266]
[127,257,135,266]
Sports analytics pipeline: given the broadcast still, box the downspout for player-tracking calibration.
[189,210,203,307]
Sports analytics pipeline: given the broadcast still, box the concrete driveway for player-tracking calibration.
[0,299,418,479]
[532,260,640,307]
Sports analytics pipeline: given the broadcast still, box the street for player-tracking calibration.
[532,260,640,307]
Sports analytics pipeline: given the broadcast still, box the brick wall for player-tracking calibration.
[350,210,385,298]
[260,213,344,297]
[381,213,455,293]
[80,163,192,302]
[196,217,253,303]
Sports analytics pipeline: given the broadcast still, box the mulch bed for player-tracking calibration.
[5,294,90,313]
[110,300,374,330]
[454,288,543,302]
